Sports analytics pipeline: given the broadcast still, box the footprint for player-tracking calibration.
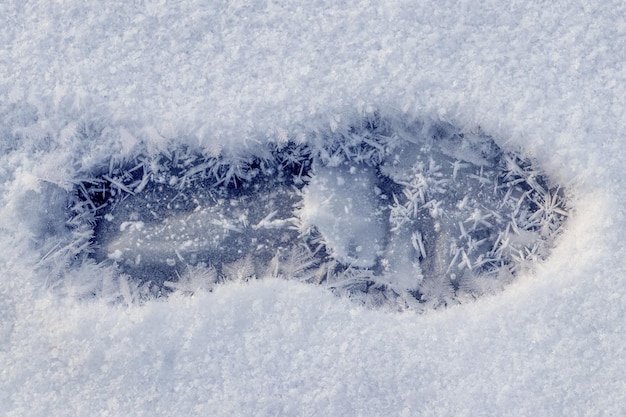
[71,115,569,309]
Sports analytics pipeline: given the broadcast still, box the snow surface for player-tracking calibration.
[300,162,385,268]
[1,0,625,416]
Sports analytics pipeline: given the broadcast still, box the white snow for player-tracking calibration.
[299,163,385,268]
[1,1,625,416]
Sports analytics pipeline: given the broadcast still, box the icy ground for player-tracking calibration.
[1,1,625,416]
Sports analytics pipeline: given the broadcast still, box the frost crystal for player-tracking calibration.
[68,115,569,309]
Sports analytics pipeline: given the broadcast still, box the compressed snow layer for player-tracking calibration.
[300,163,385,268]
[1,1,625,416]
[95,171,302,286]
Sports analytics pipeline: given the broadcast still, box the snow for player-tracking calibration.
[299,162,385,268]
[1,0,625,416]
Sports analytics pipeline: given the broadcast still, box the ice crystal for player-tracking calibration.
[67,115,569,309]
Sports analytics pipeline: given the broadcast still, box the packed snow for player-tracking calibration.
[1,0,625,416]
[300,162,385,269]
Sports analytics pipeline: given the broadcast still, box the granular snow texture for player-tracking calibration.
[0,1,625,416]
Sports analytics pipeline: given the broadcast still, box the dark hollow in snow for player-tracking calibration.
[71,116,569,309]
